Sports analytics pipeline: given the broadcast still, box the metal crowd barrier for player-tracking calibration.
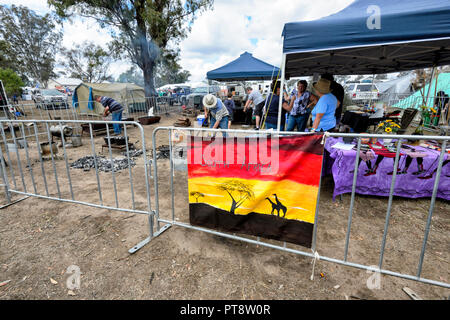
[0,118,448,288]
[0,119,156,253]
[0,96,182,142]
[151,126,450,289]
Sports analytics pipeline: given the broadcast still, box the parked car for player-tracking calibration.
[346,83,380,103]
[187,85,221,110]
[32,89,69,109]
[172,86,191,105]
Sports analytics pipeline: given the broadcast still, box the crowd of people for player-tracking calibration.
[202,73,345,133]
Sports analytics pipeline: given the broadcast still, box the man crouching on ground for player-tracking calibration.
[94,95,124,135]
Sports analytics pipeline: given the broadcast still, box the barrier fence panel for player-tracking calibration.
[0,119,157,253]
[0,96,182,144]
[150,126,450,289]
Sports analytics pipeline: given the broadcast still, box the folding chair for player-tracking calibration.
[397,108,418,134]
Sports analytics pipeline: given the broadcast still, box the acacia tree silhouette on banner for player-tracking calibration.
[190,191,205,203]
[217,180,254,215]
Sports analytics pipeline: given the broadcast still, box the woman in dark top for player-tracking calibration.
[263,81,290,131]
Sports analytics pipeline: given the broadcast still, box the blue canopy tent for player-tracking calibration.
[276,0,450,129]
[206,52,280,124]
[207,52,280,81]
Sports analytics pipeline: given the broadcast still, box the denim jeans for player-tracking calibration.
[265,121,285,131]
[287,113,309,132]
[210,116,229,137]
[111,110,123,134]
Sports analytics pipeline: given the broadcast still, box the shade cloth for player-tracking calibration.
[324,137,450,201]
[281,0,450,77]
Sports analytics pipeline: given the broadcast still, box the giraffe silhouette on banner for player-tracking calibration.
[265,194,287,218]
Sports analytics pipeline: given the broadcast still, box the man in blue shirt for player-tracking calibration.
[95,95,124,135]
[310,78,337,132]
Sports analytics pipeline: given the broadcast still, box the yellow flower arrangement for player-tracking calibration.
[376,120,400,134]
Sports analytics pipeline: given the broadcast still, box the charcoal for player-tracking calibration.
[122,149,143,158]
[70,155,136,173]
[155,145,171,159]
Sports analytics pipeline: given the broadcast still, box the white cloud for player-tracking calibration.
[1,0,50,14]
[61,17,113,48]
[4,0,355,83]
[179,0,355,81]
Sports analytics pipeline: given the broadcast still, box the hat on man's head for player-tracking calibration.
[202,94,218,109]
[321,73,334,82]
[313,78,331,94]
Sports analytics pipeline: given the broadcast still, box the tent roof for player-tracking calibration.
[51,78,83,86]
[206,52,280,81]
[76,82,144,92]
[375,73,415,93]
[282,0,450,78]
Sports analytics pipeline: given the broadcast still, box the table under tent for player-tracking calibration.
[206,52,280,123]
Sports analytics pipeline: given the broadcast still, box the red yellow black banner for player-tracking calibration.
[187,134,324,248]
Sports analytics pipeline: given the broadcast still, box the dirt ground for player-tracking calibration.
[0,111,449,300]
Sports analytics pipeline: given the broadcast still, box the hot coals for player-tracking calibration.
[70,150,143,172]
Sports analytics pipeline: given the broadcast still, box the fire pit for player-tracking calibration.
[103,136,129,146]
[138,116,161,125]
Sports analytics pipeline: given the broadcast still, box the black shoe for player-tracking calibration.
[254,127,259,131]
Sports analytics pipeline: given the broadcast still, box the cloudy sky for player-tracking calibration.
[2,0,355,82]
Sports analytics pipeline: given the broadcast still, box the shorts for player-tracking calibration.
[253,101,265,117]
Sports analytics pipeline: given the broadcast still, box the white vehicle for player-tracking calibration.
[346,83,380,103]
[32,89,69,110]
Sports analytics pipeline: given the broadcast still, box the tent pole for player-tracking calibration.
[424,66,436,107]
[368,74,375,107]
[277,53,286,132]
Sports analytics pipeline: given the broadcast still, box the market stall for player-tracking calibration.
[279,0,450,130]
[279,0,450,200]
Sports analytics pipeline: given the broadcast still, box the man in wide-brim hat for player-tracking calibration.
[309,78,338,132]
[203,94,229,135]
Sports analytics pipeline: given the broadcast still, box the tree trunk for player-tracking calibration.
[143,62,156,97]
[136,10,157,112]
[230,199,237,215]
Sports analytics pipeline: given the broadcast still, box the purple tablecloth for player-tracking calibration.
[325,137,450,201]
